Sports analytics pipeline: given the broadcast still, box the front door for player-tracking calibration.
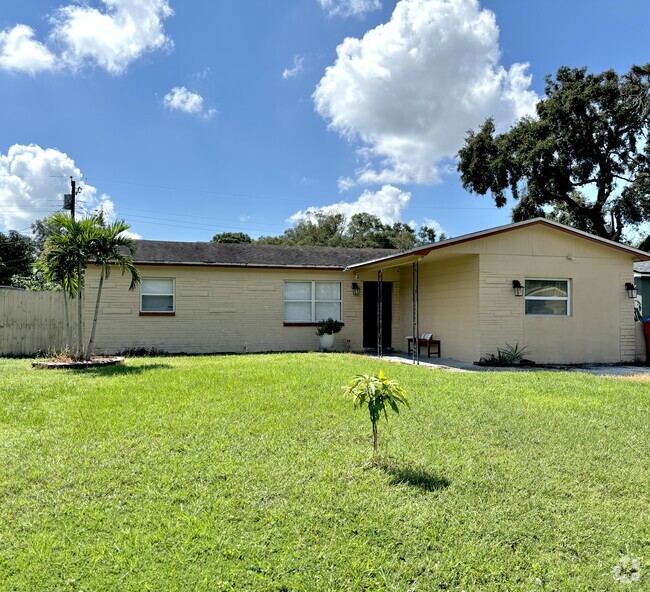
[362,281,392,349]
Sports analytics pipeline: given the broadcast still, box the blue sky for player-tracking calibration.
[1,0,649,242]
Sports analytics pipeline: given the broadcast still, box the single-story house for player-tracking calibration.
[83,217,650,364]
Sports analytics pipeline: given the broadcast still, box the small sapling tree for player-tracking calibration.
[343,370,409,454]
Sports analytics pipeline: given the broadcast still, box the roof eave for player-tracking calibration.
[347,218,650,269]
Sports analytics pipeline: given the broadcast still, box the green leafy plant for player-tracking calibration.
[497,342,529,364]
[343,370,409,453]
[316,318,344,336]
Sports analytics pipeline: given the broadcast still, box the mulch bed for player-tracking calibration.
[32,356,125,370]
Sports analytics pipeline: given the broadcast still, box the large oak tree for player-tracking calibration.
[458,64,650,242]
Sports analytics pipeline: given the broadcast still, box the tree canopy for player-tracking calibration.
[0,230,36,286]
[458,64,650,242]
[211,232,253,244]
[257,212,441,249]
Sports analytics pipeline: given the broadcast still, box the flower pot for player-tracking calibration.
[319,333,335,351]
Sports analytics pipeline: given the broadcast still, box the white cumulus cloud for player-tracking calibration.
[318,0,382,18]
[163,86,216,118]
[119,229,143,239]
[421,217,445,235]
[289,185,410,225]
[0,25,57,75]
[52,0,173,74]
[313,0,538,186]
[0,0,173,75]
[0,144,115,232]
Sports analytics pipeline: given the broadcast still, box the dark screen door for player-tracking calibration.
[362,281,392,349]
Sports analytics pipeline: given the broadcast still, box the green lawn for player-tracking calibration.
[0,354,648,591]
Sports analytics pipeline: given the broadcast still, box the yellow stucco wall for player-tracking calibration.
[398,255,480,361]
[83,265,400,355]
[440,225,636,363]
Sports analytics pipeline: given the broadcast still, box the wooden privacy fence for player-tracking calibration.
[0,288,80,356]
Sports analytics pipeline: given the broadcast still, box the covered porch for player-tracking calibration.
[348,248,481,365]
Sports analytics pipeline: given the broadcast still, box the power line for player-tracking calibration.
[84,175,498,210]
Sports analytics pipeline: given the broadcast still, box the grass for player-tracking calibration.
[0,353,648,591]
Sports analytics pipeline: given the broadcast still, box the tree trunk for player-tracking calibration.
[76,293,84,360]
[62,292,70,352]
[76,264,86,360]
[372,421,378,454]
[86,271,104,359]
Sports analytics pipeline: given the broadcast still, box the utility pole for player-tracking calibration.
[63,176,79,218]
[70,178,76,218]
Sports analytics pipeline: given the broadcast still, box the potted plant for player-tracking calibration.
[316,317,344,351]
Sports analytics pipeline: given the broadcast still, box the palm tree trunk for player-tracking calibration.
[77,262,85,360]
[62,292,70,352]
[86,271,104,358]
[76,293,84,359]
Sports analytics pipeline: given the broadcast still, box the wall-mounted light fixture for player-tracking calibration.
[352,282,361,296]
[512,280,525,297]
[625,282,638,298]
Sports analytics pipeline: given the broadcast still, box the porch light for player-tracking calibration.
[512,280,525,297]
[625,282,638,298]
[352,282,361,296]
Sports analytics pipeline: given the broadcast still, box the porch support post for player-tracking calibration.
[412,260,419,365]
[377,269,383,358]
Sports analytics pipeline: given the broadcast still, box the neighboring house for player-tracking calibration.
[634,261,650,318]
[83,218,650,364]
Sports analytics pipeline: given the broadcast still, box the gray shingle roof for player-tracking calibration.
[131,240,399,269]
[634,261,650,274]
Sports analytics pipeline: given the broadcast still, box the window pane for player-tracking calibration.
[315,282,341,300]
[142,295,174,312]
[284,282,311,301]
[526,280,567,298]
[285,302,311,321]
[142,279,173,295]
[525,300,567,316]
[315,302,341,321]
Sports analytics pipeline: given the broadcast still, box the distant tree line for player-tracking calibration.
[213,212,443,249]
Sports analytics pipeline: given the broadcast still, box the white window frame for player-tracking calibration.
[140,278,175,313]
[524,278,570,316]
[284,281,342,322]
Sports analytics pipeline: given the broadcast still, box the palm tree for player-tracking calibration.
[38,213,140,360]
[86,220,140,358]
[38,213,98,358]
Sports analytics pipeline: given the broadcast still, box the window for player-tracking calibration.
[525,279,570,316]
[284,281,341,322]
[141,278,175,313]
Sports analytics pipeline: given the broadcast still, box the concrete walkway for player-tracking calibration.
[372,351,650,377]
